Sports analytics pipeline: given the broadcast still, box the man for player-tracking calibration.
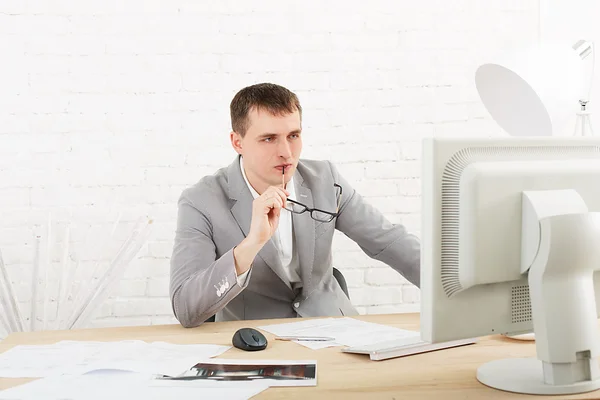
[170,83,420,328]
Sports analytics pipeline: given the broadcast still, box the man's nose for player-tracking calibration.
[278,140,292,158]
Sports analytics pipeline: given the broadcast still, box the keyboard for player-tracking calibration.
[342,336,477,361]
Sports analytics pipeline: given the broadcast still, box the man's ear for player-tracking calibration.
[230,131,243,155]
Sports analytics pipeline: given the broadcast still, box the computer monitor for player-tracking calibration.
[420,137,600,395]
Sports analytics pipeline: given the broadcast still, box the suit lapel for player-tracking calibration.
[292,171,316,299]
[228,156,293,291]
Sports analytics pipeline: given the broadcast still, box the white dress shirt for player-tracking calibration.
[236,157,301,286]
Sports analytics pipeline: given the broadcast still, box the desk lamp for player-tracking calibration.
[475,40,595,137]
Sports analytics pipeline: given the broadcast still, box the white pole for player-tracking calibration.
[30,235,41,332]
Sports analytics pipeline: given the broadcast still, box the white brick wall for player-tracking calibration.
[0,0,544,333]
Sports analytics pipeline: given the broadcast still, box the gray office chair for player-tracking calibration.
[204,267,350,323]
[333,267,350,300]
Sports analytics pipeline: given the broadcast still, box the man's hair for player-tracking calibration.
[230,83,302,137]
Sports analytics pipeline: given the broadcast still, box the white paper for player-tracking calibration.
[0,370,269,400]
[259,317,420,349]
[0,340,231,378]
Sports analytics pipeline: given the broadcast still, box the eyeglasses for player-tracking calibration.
[284,184,342,223]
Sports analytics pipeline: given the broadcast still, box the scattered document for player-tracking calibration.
[259,317,420,350]
[162,359,317,387]
[0,340,231,378]
[0,370,269,400]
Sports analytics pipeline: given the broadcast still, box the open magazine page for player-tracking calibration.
[161,359,317,387]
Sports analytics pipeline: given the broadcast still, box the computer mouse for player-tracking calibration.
[232,327,268,351]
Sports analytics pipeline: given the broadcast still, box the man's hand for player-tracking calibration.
[249,186,289,246]
[233,186,289,276]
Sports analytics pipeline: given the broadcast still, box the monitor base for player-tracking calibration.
[478,358,600,395]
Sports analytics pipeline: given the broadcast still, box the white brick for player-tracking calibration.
[386,213,421,234]
[432,103,470,123]
[0,227,36,246]
[0,72,28,95]
[146,277,169,297]
[29,73,70,93]
[146,241,174,259]
[0,188,30,208]
[104,35,179,56]
[105,73,182,93]
[330,71,397,91]
[181,73,229,92]
[221,54,294,73]
[365,268,410,286]
[268,34,331,54]
[330,143,399,164]
[333,250,371,269]
[349,286,403,307]
[365,304,420,315]
[111,297,172,317]
[1,16,69,35]
[402,285,421,303]
[270,72,331,92]
[67,75,109,94]
[396,179,421,196]
[307,125,359,145]
[184,147,237,168]
[332,231,361,251]
[330,33,399,51]
[334,163,365,182]
[0,133,67,154]
[365,161,420,179]
[0,209,51,228]
[0,114,29,133]
[0,1,28,14]
[352,180,398,198]
[366,196,420,214]
[111,186,184,207]
[123,258,170,279]
[144,166,214,186]
[291,52,333,73]
[361,123,434,142]
[30,187,114,208]
[89,316,153,328]
[115,279,147,297]
[140,205,175,225]
[399,142,422,161]
[433,86,479,104]
[112,147,185,169]
[301,145,332,161]
[64,165,145,186]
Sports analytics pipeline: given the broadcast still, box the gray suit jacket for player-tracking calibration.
[170,156,420,328]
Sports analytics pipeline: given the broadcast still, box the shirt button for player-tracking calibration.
[293,302,300,308]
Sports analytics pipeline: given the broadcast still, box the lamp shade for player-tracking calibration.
[475,43,584,137]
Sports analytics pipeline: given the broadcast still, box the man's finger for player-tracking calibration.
[266,186,288,199]
[265,196,282,211]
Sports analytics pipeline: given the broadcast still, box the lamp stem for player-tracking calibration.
[574,100,594,137]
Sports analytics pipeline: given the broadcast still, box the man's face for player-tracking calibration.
[231,107,302,194]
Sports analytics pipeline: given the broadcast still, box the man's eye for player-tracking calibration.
[263,137,272,142]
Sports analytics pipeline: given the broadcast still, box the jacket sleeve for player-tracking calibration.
[330,161,421,287]
[169,189,251,328]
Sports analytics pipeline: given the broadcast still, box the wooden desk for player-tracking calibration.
[0,313,598,399]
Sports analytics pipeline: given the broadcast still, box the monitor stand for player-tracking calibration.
[478,190,600,395]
